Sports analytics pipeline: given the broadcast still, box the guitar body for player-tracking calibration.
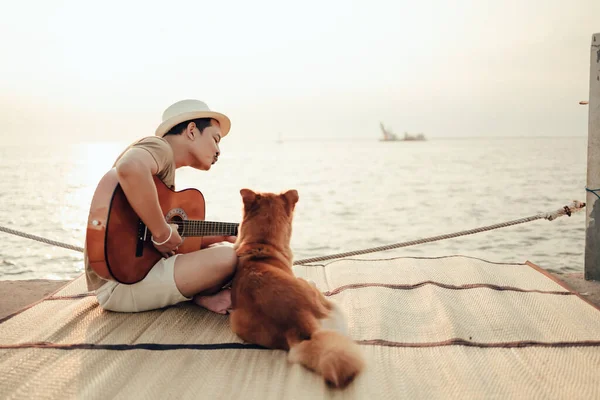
[86,168,205,284]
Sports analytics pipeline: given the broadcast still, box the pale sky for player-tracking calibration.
[0,0,598,145]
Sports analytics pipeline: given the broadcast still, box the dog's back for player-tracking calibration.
[231,256,328,343]
[230,188,365,388]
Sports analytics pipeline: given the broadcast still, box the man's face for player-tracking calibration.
[190,119,222,170]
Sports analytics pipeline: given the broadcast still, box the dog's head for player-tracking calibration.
[237,188,299,247]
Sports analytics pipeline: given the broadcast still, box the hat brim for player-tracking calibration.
[155,111,231,138]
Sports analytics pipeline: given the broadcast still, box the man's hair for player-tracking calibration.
[164,118,214,137]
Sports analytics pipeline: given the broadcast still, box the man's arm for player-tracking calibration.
[115,148,171,242]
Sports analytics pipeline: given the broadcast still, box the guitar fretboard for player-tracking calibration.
[174,220,239,237]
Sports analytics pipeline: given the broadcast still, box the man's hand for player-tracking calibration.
[152,223,183,258]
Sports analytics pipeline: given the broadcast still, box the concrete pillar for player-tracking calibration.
[585,33,600,281]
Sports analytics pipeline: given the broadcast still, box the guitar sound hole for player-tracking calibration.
[165,207,188,242]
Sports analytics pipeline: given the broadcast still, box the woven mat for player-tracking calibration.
[1,255,600,399]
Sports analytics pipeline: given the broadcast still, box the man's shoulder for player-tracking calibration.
[131,136,172,153]
[134,136,169,146]
[114,136,172,167]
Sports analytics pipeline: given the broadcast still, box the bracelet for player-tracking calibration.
[151,225,173,246]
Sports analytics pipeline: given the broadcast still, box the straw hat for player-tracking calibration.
[155,99,231,138]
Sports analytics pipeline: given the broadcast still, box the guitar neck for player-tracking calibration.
[175,220,239,237]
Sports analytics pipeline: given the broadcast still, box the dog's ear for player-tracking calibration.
[240,188,257,208]
[282,189,299,213]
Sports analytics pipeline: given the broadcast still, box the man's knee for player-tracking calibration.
[174,246,237,297]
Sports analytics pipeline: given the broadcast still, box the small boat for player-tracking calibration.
[379,122,426,142]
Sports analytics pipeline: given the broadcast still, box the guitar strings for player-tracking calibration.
[169,221,238,236]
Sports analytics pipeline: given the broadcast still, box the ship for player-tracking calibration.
[379,122,426,141]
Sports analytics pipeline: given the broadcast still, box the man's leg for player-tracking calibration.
[173,246,237,314]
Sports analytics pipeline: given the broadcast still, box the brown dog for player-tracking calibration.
[230,188,365,389]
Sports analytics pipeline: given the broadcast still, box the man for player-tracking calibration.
[85,99,237,314]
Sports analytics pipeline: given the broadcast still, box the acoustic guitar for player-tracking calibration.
[85,168,239,284]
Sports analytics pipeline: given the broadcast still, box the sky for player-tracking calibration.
[0,0,598,145]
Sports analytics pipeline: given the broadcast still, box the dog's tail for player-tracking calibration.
[287,329,365,389]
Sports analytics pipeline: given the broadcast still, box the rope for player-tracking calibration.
[586,187,600,200]
[0,226,84,253]
[292,200,586,265]
[0,200,586,264]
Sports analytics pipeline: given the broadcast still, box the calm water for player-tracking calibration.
[0,137,589,280]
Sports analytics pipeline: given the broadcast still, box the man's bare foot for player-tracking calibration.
[193,289,232,315]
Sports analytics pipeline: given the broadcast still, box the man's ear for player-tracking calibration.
[186,121,197,140]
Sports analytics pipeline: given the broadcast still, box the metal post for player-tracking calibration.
[585,33,600,281]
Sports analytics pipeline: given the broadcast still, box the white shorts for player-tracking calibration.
[96,255,191,312]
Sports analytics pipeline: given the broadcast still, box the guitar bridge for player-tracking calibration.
[136,220,147,257]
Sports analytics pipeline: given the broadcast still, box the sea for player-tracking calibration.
[0,136,590,281]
